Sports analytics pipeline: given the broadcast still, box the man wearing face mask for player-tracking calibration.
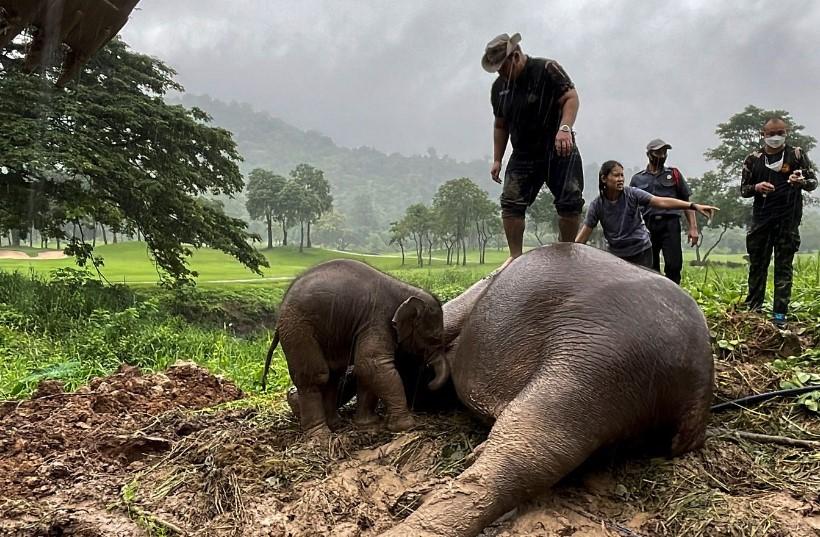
[629,139,697,284]
[483,33,584,269]
[741,116,817,327]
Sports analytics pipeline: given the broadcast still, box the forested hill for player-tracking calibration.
[175,94,491,230]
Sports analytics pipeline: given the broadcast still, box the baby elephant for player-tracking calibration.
[261,259,447,438]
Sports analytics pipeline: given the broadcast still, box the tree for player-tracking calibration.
[527,190,557,245]
[245,169,287,249]
[688,172,750,263]
[388,220,409,265]
[401,204,432,267]
[314,211,354,250]
[0,38,266,283]
[278,179,315,253]
[473,197,498,264]
[697,105,818,261]
[432,177,488,265]
[290,164,333,248]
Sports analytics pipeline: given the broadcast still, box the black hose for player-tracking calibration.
[711,386,820,413]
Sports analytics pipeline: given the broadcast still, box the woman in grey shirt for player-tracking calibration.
[575,161,717,268]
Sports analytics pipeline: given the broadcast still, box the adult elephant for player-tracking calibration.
[381,243,713,537]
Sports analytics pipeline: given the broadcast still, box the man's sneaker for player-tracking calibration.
[772,313,787,328]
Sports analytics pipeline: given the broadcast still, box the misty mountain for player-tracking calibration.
[175,94,492,230]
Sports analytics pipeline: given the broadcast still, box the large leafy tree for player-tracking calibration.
[290,163,332,248]
[245,168,287,249]
[695,105,817,262]
[0,38,266,283]
[432,177,489,265]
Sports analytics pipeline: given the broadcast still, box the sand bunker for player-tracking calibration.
[0,249,69,260]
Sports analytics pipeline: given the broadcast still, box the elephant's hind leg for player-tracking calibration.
[282,335,332,439]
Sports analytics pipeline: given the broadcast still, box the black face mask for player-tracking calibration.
[649,154,666,168]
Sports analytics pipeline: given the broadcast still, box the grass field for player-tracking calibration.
[0,242,513,284]
[4,241,817,285]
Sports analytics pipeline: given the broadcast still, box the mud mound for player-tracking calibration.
[1,357,819,536]
[0,362,241,514]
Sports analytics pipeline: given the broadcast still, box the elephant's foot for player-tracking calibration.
[326,412,344,431]
[286,387,300,417]
[386,413,416,432]
[353,411,380,428]
[304,424,333,446]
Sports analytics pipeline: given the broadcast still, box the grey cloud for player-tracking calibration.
[121,0,820,177]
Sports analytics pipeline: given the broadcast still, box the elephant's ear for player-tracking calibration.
[392,296,425,343]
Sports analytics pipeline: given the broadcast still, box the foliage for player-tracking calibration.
[0,269,282,398]
[688,171,751,262]
[0,38,267,283]
[527,190,556,245]
[245,169,287,249]
[704,105,817,178]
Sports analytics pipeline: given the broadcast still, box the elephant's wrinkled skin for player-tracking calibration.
[382,243,714,537]
[0,0,141,85]
[263,259,447,438]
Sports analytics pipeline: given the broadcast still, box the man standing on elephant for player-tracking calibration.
[483,33,584,268]
[741,116,817,328]
[630,139,698,284]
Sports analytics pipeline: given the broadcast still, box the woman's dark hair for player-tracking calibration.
[598,160,623,197]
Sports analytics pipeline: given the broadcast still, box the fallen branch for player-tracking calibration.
[708,428,820,450]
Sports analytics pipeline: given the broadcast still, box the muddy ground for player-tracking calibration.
[1,352,819,537]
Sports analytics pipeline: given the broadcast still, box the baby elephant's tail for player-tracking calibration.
[260,329,280,390]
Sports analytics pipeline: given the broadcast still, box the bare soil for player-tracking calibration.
[1,359,818,537]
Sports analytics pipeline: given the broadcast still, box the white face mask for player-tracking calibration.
[764,135,786,149]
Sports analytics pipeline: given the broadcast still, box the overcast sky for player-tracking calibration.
[121,0,820,177]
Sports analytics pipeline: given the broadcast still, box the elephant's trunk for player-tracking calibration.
[426,353,449,391]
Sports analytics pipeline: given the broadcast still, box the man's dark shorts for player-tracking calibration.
[500,148,584,219]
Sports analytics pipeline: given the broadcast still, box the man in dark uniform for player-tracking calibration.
[630,139,698,284]
[741,116,817,327]
[482,33,584,268]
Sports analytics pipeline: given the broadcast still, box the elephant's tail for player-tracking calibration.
[260,329,280,390]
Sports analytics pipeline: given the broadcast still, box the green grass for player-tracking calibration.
[1,244,818,409]
[0,242,512,284]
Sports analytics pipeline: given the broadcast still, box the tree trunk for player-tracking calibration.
[702,225,730,262]
[399,241,405,265]
[281,220,289,246]
[92,223,97,247]
[29,225,34,248]
[307,220,312,248]
[299,220,304,252]
[101,226,108,245]
[266,213,273,249]
[56,237,61,249]
[112,231,118,244]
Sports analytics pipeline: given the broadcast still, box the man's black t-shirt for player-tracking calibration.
[490,57,574,159]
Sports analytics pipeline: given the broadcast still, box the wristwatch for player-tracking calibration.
[689,202,697,211]
[559,124,572,133]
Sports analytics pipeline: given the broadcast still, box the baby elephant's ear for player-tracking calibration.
[392,296,425,343]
